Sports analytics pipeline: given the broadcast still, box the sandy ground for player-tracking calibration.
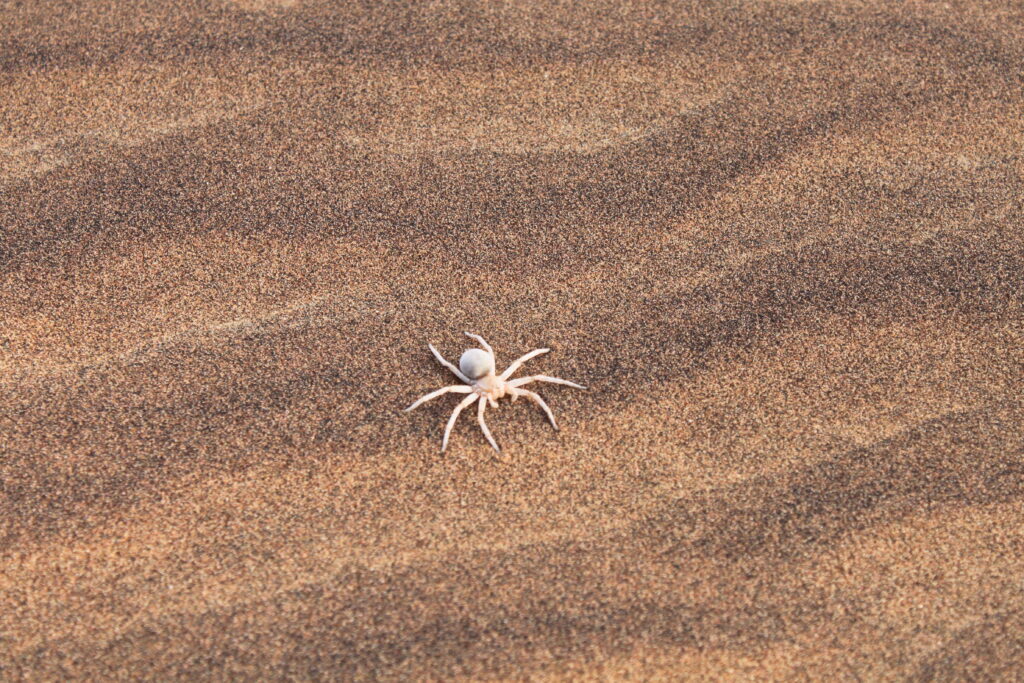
[2,0,1023,679]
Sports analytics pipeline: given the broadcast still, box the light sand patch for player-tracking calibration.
[565,495,1024,680]
[335,57,753,156]
[1,109,253,181]
[227,0,299,10]
[0,60,267,182]
[0,230,395,378]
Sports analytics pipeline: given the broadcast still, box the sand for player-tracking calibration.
[2,0,1023,679]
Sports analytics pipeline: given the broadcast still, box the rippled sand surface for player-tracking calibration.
[2,1,1023,678]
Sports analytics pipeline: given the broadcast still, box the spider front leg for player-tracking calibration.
[508,374,586,390]
[499,347,550,380]
[463,332,494,356]
[429,344,472,384]
[404,384,473,412]
[442,393,479,452]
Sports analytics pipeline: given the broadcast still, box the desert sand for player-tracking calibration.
[2,0,1023,679]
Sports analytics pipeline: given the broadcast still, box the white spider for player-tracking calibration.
[405,332,586,453]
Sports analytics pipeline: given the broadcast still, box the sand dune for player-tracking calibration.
[2,0,1023,678]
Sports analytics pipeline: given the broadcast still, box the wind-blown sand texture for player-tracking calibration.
[2,0,1023,679]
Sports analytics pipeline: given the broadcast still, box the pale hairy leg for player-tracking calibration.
[477,397,501,453]
[511,387,558,430]
[509,374,586,390]
[404,384,473,412]
[499,348,550,380]
[429,344,472,383]
[463,332,494,356]
[442,393,479,452]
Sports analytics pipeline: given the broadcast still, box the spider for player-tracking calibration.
[405,332,586,453]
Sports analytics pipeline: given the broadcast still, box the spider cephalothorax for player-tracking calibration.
[405,332,586,453]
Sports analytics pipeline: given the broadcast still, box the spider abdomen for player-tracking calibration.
[459,348,494,379]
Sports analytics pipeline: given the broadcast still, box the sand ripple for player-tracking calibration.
[2,0,1023,678]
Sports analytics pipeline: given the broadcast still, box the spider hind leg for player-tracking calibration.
[442,394,479,452]
[477,398,501,453]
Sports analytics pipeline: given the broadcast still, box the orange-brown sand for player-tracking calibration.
[2,0,1023,678]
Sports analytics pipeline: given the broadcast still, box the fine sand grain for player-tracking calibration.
[2,0,1023,679]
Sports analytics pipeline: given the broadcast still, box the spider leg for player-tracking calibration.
[463,332,494,356]
[429,344,472,384]
[404,384,472,412]
[476,397,501,453]
[511,387,558,430]
[442,393,479,452]
[508,374,586,390]
[499,348,550,380]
